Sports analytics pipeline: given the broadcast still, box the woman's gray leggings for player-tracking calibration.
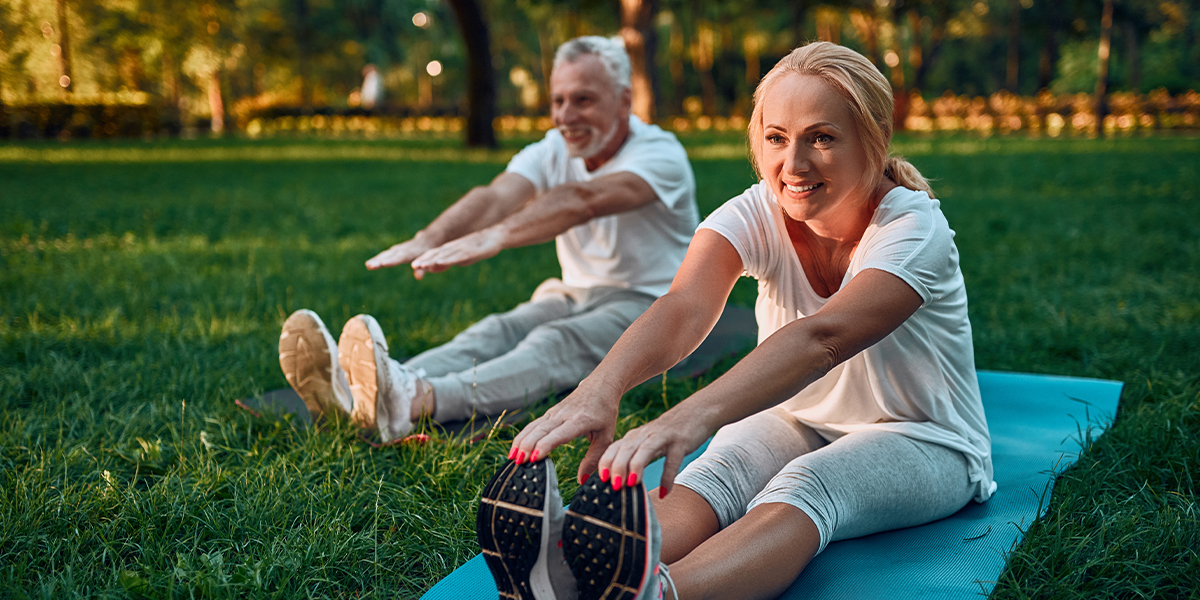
[673,407,976,553]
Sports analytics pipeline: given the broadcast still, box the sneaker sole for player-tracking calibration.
[278,310,340,420]
[478,459,560,600]
[339,315,389,430]
[564,476,651,600]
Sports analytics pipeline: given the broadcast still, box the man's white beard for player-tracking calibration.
[562,119,620,160]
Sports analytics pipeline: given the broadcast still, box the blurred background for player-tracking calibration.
[1,0,1198,144]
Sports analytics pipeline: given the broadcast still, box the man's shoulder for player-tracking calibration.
[608,117,689,172]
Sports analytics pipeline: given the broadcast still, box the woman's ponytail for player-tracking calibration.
[884,155,933,197]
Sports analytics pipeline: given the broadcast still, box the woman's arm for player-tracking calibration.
[600,267,924,496]
[510,230,745,483]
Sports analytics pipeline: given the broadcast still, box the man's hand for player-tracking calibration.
[410,227,505,279]
[365,236,437,273]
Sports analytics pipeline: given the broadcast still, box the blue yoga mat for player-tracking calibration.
[422,370,1123,600]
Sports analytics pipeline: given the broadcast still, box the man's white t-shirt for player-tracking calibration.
[700,183,996,502]
[506,116,698,298]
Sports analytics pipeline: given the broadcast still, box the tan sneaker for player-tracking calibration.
[338,314,415,442]
[278,309,354,420]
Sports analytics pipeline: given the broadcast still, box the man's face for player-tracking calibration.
[549,54,630,164]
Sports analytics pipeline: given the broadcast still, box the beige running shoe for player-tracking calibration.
[338,314,415,442]
[278,309,355,420]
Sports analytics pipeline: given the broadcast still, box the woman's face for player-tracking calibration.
[758,73,873,227]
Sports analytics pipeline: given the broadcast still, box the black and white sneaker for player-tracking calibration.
[477,459,578,600]
[563,474,674,600]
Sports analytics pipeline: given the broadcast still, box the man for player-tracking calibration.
[278,36,698,442]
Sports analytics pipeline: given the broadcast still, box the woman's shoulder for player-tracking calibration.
[869,186,949,236]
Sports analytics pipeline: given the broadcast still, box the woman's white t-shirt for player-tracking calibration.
[700,183,996,502]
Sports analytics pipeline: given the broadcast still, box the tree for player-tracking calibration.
[620,0,659,122]
[1095,0,1114,135]
[445,0,496,147]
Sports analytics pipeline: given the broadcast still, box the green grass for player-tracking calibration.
[0,134,1197,598]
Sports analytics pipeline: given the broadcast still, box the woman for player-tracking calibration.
[476,41,994,600]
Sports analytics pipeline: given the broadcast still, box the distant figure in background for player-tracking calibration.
[277,36,698,448]
[361,64,381,110]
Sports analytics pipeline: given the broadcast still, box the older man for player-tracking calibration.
[278,36,697,442]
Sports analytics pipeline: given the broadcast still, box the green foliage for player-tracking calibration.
[1,134,1198,597]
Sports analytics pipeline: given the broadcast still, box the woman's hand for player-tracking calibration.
[597,408,711,498]
[510,379,624,484]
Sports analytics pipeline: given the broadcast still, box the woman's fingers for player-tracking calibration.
[576,437,612,484]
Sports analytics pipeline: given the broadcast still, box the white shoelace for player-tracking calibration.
[655,563,678,600]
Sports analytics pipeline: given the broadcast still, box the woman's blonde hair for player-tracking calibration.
[748,41,932,196]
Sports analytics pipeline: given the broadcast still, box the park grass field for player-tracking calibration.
[1,133,1198,598]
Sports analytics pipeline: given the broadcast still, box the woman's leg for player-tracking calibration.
[663,430,975,599]
[670,503,821,600]
[660,408,828,563]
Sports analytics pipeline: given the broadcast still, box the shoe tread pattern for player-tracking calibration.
[563,475,647,600]
[279,316,332,418]
[477,460,548,600]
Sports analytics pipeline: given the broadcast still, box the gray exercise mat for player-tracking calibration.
[420,370,1124,599]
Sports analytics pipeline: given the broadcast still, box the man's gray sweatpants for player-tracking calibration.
[404,279,655,422]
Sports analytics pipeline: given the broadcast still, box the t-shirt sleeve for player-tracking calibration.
[608,132,695,211]
[857,193,955,305]
[504,135,556,192]
[696,185,776,278]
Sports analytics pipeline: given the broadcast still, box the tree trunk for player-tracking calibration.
[1006,0,1021,91]
[445,0,497,148]
[690,17,717,116]
[1124,20,1141,91]
[668,16,685,115]
[907,10,923,88]
[55,0,72,96]
[1038,0,1062,91]
[791,0,806,48]
[291,0,313,113]
[1095,0,1113,137]
[621,0,658,123]
[537,29,554,111]
[208,72,224,134]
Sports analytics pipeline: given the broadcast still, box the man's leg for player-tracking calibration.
[426,289,654,422]
[404,293,573,378]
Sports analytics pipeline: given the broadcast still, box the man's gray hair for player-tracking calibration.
[554,36,631,91]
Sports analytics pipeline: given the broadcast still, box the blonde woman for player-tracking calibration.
[477,42,994,600]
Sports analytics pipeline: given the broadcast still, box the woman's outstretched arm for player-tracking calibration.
[510,230,745,483]
[600,267,924,496]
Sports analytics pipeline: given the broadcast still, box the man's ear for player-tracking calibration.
[620,87,633,113]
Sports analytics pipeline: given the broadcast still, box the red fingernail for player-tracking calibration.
[613,477,623,491]
[508,448,516,460]
[516,451,525,464]
[659,487,668,499]
[627,473,638,487]
[530,449,540,462]
[600,468,609,482]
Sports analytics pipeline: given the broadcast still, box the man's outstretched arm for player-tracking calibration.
[410,171,658,276]
[365,172,537,274]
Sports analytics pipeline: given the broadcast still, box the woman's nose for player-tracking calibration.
[785,146,812,174]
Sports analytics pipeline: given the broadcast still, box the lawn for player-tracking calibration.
[1,133,1197,599]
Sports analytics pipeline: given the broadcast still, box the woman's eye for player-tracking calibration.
[814,133,833,145]
[766,134,785,144]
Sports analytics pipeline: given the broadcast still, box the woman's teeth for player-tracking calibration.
[786,183,822,192]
